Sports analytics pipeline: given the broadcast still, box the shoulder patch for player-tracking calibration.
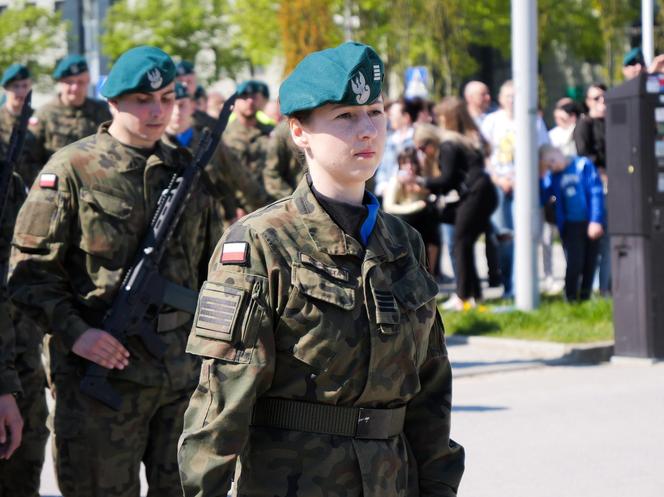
[220,242,249,265]
[39,173,58,189]
[194,284,243,342]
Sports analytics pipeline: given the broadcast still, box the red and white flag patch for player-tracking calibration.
[39,173,58,189]
[28,116,39,126]
[220,242,248,265]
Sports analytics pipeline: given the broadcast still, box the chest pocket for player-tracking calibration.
[276,261,356,373]
[372,263,439,367]
[78,187,134,261]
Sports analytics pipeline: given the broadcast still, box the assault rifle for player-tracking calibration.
[80,94,237,410]
[0,90,31,222]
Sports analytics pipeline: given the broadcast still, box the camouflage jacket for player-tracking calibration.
[178,178,464,496]
[8,124,222,389]
[0,105,42,188]
[262,120,306,200]
[222,118,273,186]
[0,173,27,395]
[164,127,270,215]
[29,96,111,167]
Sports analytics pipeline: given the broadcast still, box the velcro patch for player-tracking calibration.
[39,173,58,189]
[221,242,248,265]
[194,284,243,342]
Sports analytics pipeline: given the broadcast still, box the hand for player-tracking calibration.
[0,393,23,460]
[587,222,604,240]
[648,53,664,74]
[72,328,130,370]
[499,177,513,194]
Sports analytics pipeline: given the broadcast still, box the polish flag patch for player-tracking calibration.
[220,242,249,265]
[39,173,58,189]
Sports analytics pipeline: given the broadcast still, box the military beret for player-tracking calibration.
[53,54,88,80]
[279,41,384,116]
[176,60,195,76]
[1,64,31,88]
[624,47,645,67]
[175,82,190,100]
[194,84,206,99]
[101,46,176,99]
[237,80,269,99]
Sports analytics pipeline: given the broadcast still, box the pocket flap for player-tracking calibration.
[393,267,438,310]
[291,262,355,310]
[80,187,133,219]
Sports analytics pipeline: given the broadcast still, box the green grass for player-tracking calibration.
[440,296,614,343]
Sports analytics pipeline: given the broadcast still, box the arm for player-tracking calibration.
[382,177,426,215]
[584,159,605,227]
[178,224,277,497]
[573,118,596,164]
[263,126,297,200]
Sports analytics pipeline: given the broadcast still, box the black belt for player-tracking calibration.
[251,398,406,440]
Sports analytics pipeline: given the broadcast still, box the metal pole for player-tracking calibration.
[512,0,539,310]
[642,0,654,66]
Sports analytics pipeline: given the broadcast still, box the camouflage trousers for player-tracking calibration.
[51,373,195,497]
[0,367,49,497]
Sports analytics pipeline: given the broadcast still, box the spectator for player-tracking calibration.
[549,98,579,158]
[383,147,438,273]
[539,145,604,301]
[407,100,497,310]
[574,82,610,296]
[206,90,225,118]
[481,80,549,299]
[463,80,492,126]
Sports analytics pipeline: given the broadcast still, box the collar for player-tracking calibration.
[292,177,408,261]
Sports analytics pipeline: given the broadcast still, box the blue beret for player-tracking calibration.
[1,64,31,88]
[101,46,176,98]
[624,47,645,67]
[176,60,195,76]
[237,80,269,99]
[53,55,88,80]
[174,82,190,100]
[279,41,384,116]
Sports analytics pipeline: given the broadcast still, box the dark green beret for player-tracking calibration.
[101,46,176,98]
[175,82,190,100]
[176,60,195,76]
[194,84,206,99]
[624,47,645,67]
[237,80,269,99]
[53,54,88,80]
[279,41,384,116]
[1,64,31,88]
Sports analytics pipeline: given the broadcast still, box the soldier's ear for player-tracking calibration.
[289,117,309,149]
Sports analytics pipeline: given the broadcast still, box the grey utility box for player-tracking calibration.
[606,72,664,358]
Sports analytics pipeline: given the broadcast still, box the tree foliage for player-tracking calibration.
[102,0,245,81]
[0,4,65,77]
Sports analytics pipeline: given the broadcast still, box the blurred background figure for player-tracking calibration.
[206,90,225,119]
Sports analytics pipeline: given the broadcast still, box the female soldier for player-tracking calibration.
[178,41,464,497]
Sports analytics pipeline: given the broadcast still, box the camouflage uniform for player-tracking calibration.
[29,96,111,166]
[262,120,306,200]
[0,172,48,497]
[192,108,217,133]
[178,178,465,496]
[222,118,273,191]
[164,127,270,217]
[0,105,42,187]
[9,123,222,497]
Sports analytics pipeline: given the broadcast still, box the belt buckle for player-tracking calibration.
[355,407,373,439]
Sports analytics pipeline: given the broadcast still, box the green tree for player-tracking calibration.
[102,0,245,81]
[0,4,65,77]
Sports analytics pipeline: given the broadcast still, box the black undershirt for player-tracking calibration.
[309,177,368,241]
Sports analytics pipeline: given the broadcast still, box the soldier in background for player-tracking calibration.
[0,64,41,186]
[9,46,221,497]
[179,41,464,497]
[175,60,217,132]
[262,119,306,200]
[163,83,269,220]
[223,80,274,189]
[29,55,111,166]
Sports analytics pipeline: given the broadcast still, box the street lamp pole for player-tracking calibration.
[512,0,540,310]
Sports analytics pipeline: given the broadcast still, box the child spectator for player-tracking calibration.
[539,145,605,301]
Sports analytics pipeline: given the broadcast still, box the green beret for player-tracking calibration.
[53,54,88,80]
[101,46,176,98]
[176,60,195,76]
[237,80,269,99]
[624,47,645,67]
[175,82,190,100]
[279,41,384,116]
[1,64,31,88]
[194,84,206,99]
